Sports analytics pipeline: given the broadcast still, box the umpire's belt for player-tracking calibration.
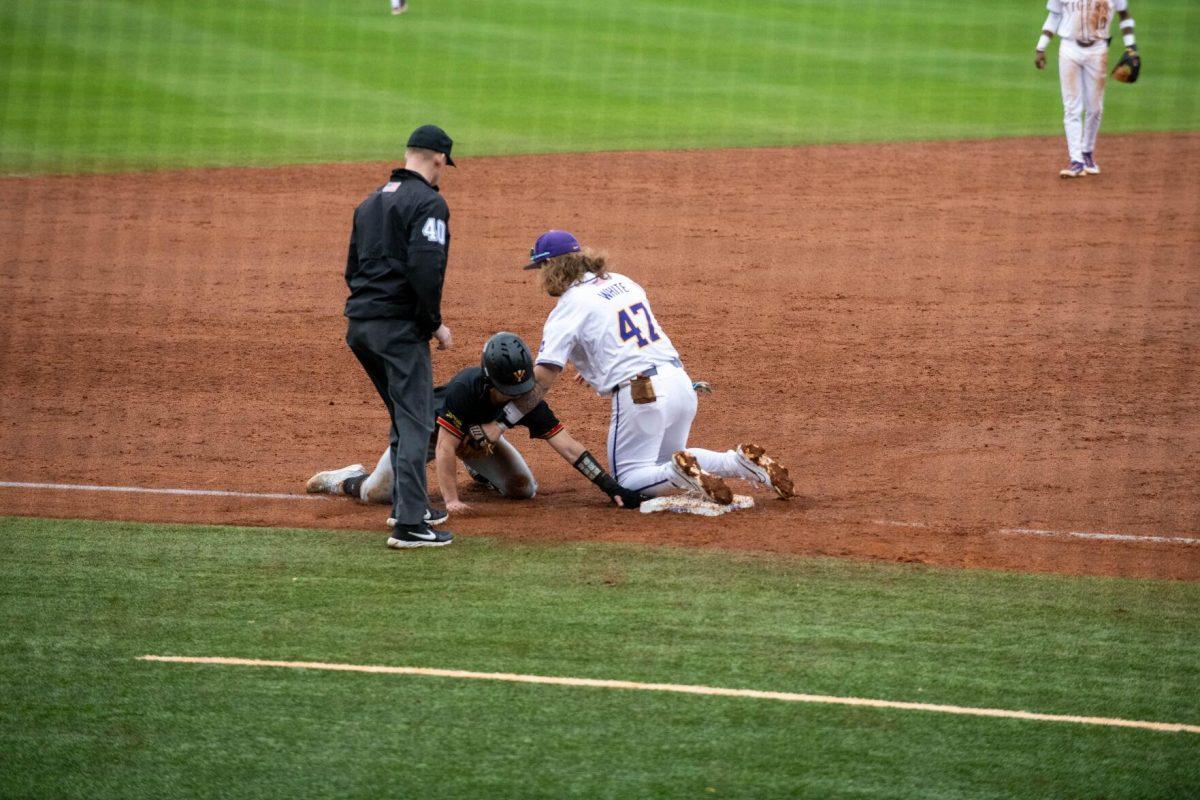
[610,358,683,395]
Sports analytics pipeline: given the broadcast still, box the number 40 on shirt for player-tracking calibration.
[421,217,447,245]
[618,302,662,348]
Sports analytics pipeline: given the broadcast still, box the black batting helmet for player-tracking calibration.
[481,332,536,397]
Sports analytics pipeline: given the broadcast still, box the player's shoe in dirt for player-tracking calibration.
[1059,161,1086,178]
[670,451,734,505]
[305,464,367,495]
[386,507,450,527]
[735,443,795,500]
[1082,153,1100,174]
[387,524,453,549]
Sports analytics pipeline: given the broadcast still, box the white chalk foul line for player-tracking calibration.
[864,519,1198,547]
[999,528,1200,546]
[0,481,324,502]
[5,481,1193,546]
[138,655,1200,735]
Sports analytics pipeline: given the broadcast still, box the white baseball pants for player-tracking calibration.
[1059,40,1109,162]
[607,362,757,496]
[360,439,537,503]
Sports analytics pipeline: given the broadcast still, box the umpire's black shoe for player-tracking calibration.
[387,524,453,549]
[385,507,450,528]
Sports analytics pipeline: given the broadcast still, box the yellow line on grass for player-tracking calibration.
[138,655,1200,735]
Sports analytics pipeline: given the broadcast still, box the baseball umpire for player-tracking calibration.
[344,124,456,548]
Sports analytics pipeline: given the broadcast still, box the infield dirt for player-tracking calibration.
[2,134,1197,579]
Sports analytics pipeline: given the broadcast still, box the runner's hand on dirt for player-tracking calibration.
[612,487,647,510]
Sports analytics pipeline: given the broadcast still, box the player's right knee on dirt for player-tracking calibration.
[502,474,537,500]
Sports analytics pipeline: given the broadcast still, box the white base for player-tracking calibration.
[640,493,754,517]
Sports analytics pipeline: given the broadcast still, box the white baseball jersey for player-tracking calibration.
[537,271,681,394]
[1047,0,1127,44]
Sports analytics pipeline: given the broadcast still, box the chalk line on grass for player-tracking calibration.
[138,655,1200,735]
[0,481,324,502]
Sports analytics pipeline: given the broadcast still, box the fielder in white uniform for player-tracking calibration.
[1035,0,1137,177]
[491,230,794,505]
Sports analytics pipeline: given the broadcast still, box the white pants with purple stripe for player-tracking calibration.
[607,363,757,496]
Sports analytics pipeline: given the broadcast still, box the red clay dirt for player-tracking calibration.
[2,135,1198,580]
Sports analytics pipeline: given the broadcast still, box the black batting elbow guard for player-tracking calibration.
[574,450,619,495]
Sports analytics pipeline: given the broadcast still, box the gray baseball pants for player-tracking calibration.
[346,317,432,527]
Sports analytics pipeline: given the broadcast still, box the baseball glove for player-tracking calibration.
[456,425,496,460]
[1112,46,1140,83]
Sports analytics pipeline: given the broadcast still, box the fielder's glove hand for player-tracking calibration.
[1112,46,1140,83]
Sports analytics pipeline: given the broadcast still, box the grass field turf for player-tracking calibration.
[2,0,1199,173]
[2,517,1197,798]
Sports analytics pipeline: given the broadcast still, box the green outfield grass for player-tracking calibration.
[1,516,1197,798]
[1,0,1198,173]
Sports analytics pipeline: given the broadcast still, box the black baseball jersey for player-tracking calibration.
[344,168,450,336]
[435,367,563,441]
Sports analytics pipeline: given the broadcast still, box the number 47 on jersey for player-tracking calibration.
[618,302,662,348]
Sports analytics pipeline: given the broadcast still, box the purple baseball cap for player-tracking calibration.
[523,229,581,269]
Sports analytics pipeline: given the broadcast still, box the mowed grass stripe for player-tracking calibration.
[2,0,1198,173]
[138,655,1200,734]
[3,517,1198,797]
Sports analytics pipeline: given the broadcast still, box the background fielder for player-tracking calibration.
[1035,0,1137,178]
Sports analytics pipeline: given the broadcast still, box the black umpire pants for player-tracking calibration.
[346,317,433,527]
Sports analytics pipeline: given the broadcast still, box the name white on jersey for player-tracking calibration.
[536,272,681,394]
[1047,0,1127,43]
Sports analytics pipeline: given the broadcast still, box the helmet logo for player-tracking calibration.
[512,369,527,381]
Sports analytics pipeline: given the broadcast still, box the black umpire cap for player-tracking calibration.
[407,124,455,166]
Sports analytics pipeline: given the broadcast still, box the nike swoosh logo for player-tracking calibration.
[409,530,438,541]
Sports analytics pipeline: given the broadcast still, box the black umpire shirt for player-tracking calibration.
[344,167,450,335]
